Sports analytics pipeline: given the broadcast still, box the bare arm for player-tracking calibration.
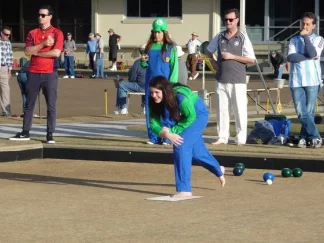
[34,49,62,58]
[25,33,54,56]
[25,42,45,56]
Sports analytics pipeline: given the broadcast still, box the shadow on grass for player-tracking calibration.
[0,172,213,195]
[34,136,148,144]
[244,179,267,185]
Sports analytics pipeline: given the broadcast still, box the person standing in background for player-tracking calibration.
[287,12,324,148]
[63,32,76,79]
[107,29,121,71]
[206,8,256,146]
[94,33,105,78]
[9,4,63,143]
[141,17,179,145]
[0,26,14,117]
[16,60,30,118]
[86,33,97,78]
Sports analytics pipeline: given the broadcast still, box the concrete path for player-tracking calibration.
[0,118,229,144]
[0,119,148,139]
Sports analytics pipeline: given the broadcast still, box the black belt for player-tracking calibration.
[1,64,7,66]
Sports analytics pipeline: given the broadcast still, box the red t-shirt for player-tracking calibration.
[25,26,64,73]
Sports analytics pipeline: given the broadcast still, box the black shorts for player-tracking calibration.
[109,46,118,61]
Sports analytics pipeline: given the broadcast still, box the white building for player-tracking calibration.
[1,0,323,65]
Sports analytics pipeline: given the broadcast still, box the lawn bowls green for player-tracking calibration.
[235,163,245,171]
[292,168,303,177]
[281,168,292,178]
[233,167,244,176]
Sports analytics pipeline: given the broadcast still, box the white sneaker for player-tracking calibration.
[193,73,199,80]
[162,142,170,145]
[120,108,128,115]
[189,77,193,80]
[297,138,306,148]
[70,76,75,79]
[63,75,69,78]
[113,110,120,115]
[146,141,154,145]
[109,67,117,71]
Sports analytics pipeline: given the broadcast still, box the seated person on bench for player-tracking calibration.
[114,45,146,115]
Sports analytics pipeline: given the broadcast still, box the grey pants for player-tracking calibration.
[23,72,58,133]
[0,66,11,115]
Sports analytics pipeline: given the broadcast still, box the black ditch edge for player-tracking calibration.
[43,147,324,172]
[0,148,43,163]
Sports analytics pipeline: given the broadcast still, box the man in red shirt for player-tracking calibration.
[10,4,63,143]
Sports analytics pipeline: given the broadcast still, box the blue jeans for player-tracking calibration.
[290,85,321,140]
[96,54,104,78]
[64,56,75,76]
[116,81,145,109]
[277,63,286,79]
[17,72,27,114]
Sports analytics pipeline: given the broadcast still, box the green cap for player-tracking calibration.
[152,18,168,32]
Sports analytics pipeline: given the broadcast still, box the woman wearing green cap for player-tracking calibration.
[141,17,179,145]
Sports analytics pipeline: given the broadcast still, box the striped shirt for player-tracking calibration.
[288,33,324,87]
[0,39,13,69]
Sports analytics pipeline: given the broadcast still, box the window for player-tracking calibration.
[58,0,91,43]
[126,0,182,18]
[0,0,20,42]
[320,1,324,37]
[269,0,314,41]
[0,0,91,43]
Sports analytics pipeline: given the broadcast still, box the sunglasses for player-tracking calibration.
[224,18,237,23]
[2,32,10,37]
[39,14,50,18]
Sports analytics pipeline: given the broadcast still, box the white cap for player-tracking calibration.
[176,46,184,57]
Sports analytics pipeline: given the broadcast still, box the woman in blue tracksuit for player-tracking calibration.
[17,61,30,117]
[141,17,179,145]
[149,76,225,198]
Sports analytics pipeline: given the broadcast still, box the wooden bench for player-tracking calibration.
[126,90,216,113]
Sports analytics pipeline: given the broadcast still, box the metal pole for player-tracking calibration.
[239,0,246,32]
[38,93,41,119]
[240,18,277,114]
[202,60,205,90]
[255,59,277,114]
[315,0,320,35]
[104,89,108,115]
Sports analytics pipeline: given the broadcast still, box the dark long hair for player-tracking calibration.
[144,31,174,61]
[149,76,181,122]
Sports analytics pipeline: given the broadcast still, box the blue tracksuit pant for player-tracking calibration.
[173,98,223,192]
